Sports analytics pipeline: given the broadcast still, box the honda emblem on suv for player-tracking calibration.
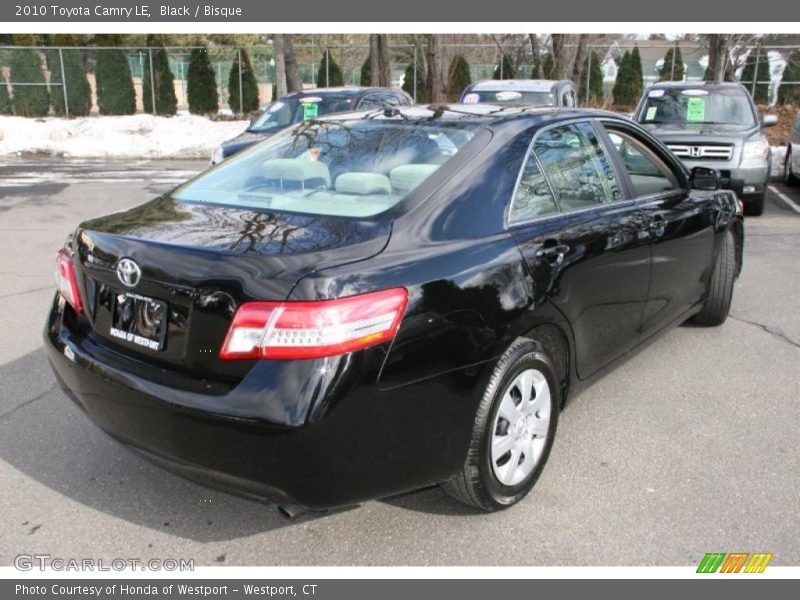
[116,258,141,288]
[688,146,703,158]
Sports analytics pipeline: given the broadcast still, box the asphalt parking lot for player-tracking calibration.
[1,157,798,567]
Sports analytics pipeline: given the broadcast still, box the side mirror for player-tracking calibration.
[691,166,720,191]
[762,114,778,128]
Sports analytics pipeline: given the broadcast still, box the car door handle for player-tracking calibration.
[535,240,570,264]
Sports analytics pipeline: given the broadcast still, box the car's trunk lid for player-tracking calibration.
[72,196,390,384]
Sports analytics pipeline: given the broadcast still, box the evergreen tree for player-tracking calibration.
[578,51,604,105]
[142,47,177,115]
[360,56,371,86]
[402,60,425,102]
[0,77,12,115]
[629,45,644,101]
[777,50,800,106]
[613,51,633,106]
[94,35,136,115]
[447,54,472,101]
[493,54,515,80]
[9,34,50,117]
[228,48,259,114]
[741,46,771,104]
[46,33,91,117]
[316,50,344,87]
[187,47,219,114]
[542,52,555,79]
[659,47,685,81]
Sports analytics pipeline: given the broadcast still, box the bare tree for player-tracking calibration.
[273,34,287,98]
[369,34,392,87]
[284,35,303,92]
[529,34,543,78]
[425,34,446,102]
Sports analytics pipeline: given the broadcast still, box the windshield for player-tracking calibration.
[463,90,556,106]
[248,95,357,132]
[174,119,477,218]
[637,87,757,129]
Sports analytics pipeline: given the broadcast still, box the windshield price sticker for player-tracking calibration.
[686,97,706,122]
[648,89,665,98]
[463,93,480,104]
[645,106,658,121]
[303,103,319,120]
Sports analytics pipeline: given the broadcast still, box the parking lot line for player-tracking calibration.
[769,185,800,214]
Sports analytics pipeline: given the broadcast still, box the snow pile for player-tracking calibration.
[0,114,248,160]
[771,145,787,178]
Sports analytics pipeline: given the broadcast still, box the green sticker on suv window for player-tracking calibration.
[686,97,705,122]
[303,102,319,120]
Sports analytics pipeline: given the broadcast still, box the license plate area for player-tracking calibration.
[109,291,168,351]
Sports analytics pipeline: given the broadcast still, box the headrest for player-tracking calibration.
[335,172,392,196]
[389,164,440,192]
[262,158,331,188]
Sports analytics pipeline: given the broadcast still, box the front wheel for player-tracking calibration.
[442,339,560,511]
[693,230,736,326]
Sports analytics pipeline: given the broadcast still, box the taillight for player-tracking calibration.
[54,249,83,314]
[220,288,408,360]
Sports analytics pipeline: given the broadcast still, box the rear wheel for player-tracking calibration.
[694,230,736,326]
[785,149,799,186]
[743,189,766,216]
[442,339,560,511]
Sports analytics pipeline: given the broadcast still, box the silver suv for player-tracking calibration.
[634,82,777,215]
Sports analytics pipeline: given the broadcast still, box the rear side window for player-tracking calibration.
[509,154,558,223]
[533,122,622,211]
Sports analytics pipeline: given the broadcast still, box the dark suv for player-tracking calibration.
[211,87,414,164]
[634,81,777,215]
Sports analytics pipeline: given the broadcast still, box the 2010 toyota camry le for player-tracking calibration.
[45,104,743,513]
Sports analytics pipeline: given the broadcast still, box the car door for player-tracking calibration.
[599,120,716,336]
[510,120,652,379]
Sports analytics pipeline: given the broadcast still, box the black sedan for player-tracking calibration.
[45,105,743,513]
[211,87,414,165]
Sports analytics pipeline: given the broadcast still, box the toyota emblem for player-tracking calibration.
[116,258,141,288]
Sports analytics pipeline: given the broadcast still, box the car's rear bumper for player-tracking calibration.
[44,297,478,510]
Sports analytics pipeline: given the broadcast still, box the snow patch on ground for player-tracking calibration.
[771,145,787,178]
[0,114,248,160]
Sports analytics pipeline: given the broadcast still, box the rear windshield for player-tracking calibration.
[463,90,555,106]
[174,120,477,217]
[637,87,757,129]
[248,95,356,133]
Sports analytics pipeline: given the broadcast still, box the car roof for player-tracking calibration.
[286,86,408,99]
[646,81,748,91]
[318,103,622,127]
[468,79,573,93]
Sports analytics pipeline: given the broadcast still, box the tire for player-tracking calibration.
[743,188,766,216]
[442,338,560,511]
[693,230,736,326]
[785,148,799,186]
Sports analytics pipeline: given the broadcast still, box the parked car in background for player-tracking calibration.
[633,81,777,216]
[460,79,578,107]
[47,105,742,514]
[211,87,414,165]
[784,111,800,186]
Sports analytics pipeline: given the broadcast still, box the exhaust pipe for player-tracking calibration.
[277,501,308,519]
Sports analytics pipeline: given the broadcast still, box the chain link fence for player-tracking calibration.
[1,41,799,117]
